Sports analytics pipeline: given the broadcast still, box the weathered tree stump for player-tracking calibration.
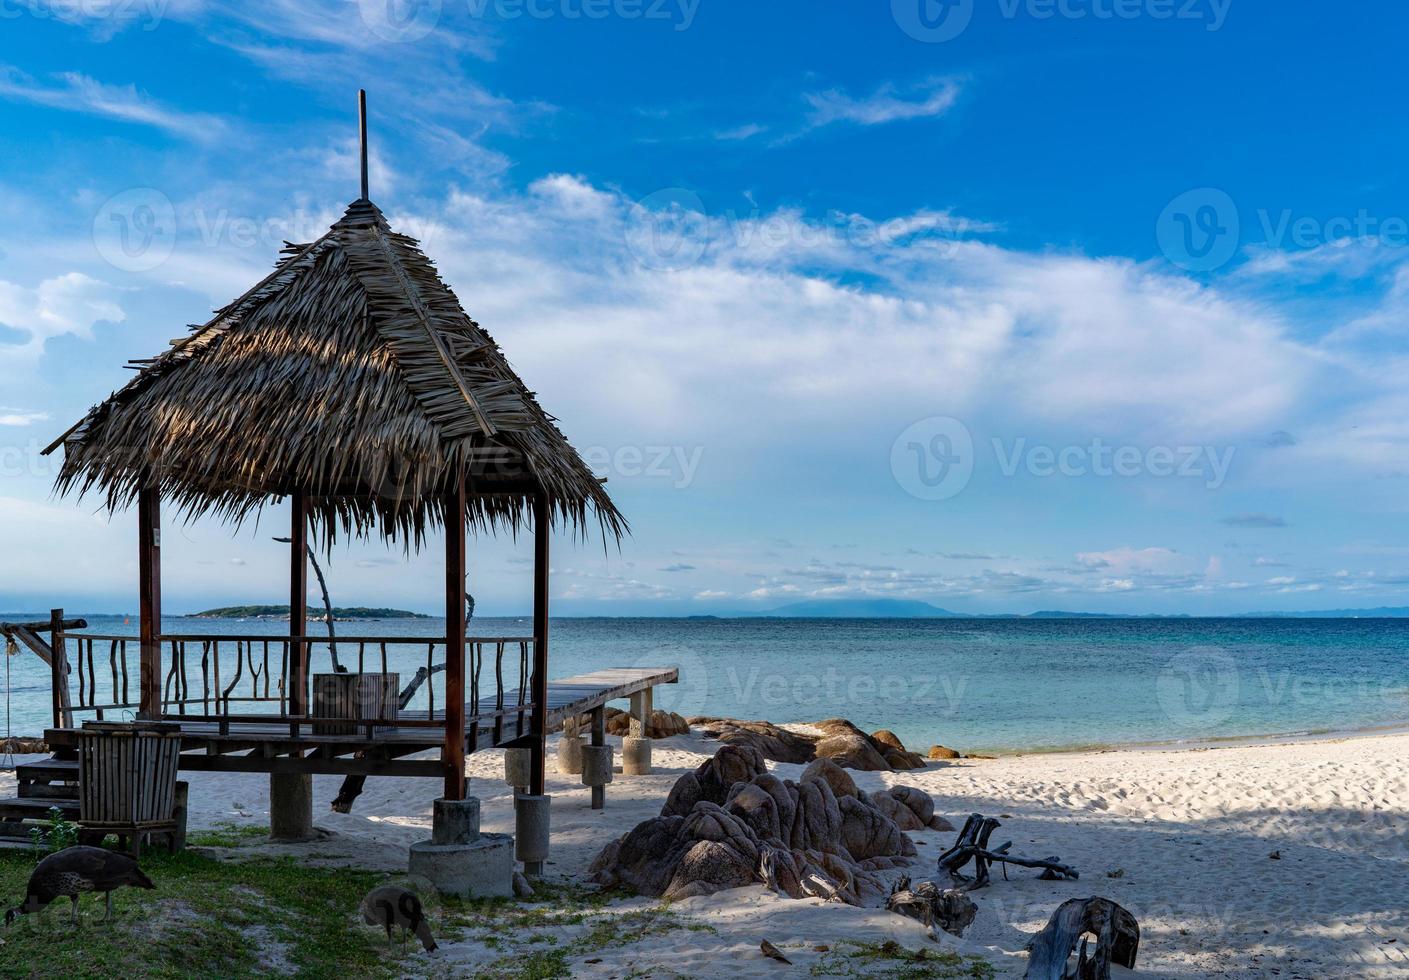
[886,874,978,938]
[1025,897,1140,980]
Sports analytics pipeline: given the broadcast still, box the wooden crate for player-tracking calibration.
[77,721,181,831]
[312,673,400,735]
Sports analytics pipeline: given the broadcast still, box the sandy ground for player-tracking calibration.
[6,729,1409,978]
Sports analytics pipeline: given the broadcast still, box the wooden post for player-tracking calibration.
[288,491,309,723]
[443,477,467,801]
[530,494,551,797]
[49,609,66,729]
[138,487,162,720]
[589,705,606,810]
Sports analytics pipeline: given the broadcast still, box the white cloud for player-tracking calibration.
[803,78,962,130]
[0,67,228,142]
[0,408,48,426]
[415,177,1326,464]
[1076,547,1189,574]
[0,272,126,357]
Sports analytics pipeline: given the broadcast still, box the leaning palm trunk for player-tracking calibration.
[274,536,342,673]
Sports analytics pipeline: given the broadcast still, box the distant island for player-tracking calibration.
[188,605,430,620]
[760,599,962,618]
[752,598,1409,619]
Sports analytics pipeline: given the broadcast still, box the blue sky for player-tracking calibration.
[2,0,1409,616]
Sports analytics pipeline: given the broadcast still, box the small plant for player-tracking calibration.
[28,806,79,854]
[809,939,995,979]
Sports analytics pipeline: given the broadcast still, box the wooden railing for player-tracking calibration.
[52,631,535,746]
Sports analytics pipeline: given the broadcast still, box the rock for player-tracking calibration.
[662,744,768,817]
[927,744,961,760]
[870,785,937,832]
[871,730,906,753]
[838,793,915,861]
[871,729,929,769]
[605,707,691,739]
[592,745,938,907]
[800,758,858,800]
[512,872,534,898]
[692,716,934,772]
[928,815,956,832]
[689,717,818,765]
[813,719,892,771]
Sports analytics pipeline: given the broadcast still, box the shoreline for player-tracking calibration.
[960,715,1409,760]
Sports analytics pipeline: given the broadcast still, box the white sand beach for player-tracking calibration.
[6,729,1407,978]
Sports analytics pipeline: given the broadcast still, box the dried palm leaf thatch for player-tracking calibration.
[45,199,625,548]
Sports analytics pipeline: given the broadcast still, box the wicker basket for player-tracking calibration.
[77,721,182,831]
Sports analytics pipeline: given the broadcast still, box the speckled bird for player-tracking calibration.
[360,884,437,952]
[5,845,156,925]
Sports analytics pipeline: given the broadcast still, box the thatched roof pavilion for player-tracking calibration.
[44,197,624,545]
[40,98,624,804]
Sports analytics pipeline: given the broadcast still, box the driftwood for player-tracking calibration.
[329,674,441,812]
[938,814,1078,889]
[886,874,978,939]
[1025,897,1140,980]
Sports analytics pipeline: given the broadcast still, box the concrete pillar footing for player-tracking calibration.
[408,834,514,898]
[622,736,652,776]
[515,793,551,867]
[269,773,315,842]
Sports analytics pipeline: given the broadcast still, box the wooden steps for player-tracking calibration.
[0,756,80,844]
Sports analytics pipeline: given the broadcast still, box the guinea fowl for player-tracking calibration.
[360,885,437,952]
[5,846,156,925]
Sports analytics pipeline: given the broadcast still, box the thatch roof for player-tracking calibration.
[45,198,625,546]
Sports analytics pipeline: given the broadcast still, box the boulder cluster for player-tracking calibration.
[603,707,691,739]
[589,745,950,906]
[689,717,944,771]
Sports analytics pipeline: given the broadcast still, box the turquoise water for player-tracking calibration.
[4,615,1409,754]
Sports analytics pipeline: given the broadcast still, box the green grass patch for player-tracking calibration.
[0,840,397,979]
[0,842,722,980]
[810,939,996,979]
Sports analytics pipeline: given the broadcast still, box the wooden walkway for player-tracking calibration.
[40,667,678,779]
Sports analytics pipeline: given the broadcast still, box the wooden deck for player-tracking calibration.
[40,667,678,779]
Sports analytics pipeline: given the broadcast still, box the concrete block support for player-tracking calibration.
[269,773,315,841]
[622,736,652,776]
[582,744,613,810]
[557,735,583,775]
[410,796,514,898]
[432,797,481,845]
[409,835,515,898]
[515,794,551,876]
[504,747,533,792]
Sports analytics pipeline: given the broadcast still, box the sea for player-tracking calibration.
[4,615,1409,755]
